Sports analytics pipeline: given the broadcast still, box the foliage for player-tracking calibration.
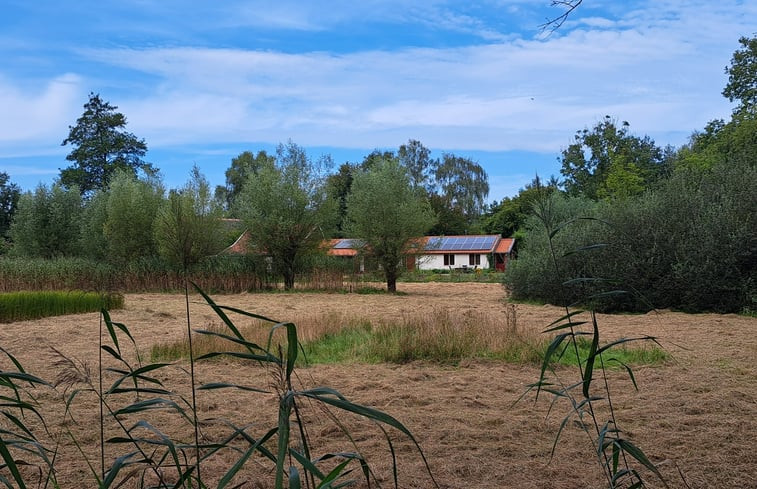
[559,116,669,200]
[479,176,559,238]
[504,193,603,307]
[0,290,123,322]
[675,112,757,171]
[510,37,757,313]
[0,255,276,294]
[432,153,489,231]
[77,188,110,260]
[103,171,164,265]
[346,157,436,292]
[0,172,20,249]
[398,139,435,192]
[235,141,337,290]
[723,35,757,114]
[324,162,356,238]
[9,183,83,258]
[508,150,756,313]
[215,150,275,213]
[155,166,226,270]
[60,92,154,195]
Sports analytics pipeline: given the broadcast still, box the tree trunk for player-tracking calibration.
[386,269,397,293]
[283,267,295,290]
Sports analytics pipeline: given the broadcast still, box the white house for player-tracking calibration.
[408,235,515,272]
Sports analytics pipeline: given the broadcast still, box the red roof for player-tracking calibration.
[494,238,515,254]
[324,239,359,257]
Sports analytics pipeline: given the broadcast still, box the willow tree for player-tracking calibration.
[155,165,225,270]
[235,141,336,290]
[346,157,435,292]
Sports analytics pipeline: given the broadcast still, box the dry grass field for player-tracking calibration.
[0,282,754,488]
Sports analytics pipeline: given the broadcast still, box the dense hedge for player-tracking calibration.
[504,159,756,313]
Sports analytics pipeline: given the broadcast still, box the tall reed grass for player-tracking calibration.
[0,290,124,322]
[0,256,365,293]
[518,184,673,488]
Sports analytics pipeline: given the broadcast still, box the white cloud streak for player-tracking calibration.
[1,0,749,162]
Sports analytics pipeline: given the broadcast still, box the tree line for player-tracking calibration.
[1,36,754,306]
[0,94,490,291]
[502,36,756,313]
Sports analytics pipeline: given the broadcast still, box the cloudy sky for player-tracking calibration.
[1,0,754,199]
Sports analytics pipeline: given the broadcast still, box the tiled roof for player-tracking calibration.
[494,238,515,254]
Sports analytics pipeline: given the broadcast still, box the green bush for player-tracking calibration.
[505,159,756,313]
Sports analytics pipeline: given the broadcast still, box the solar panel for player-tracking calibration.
[334,239,363,249]
[423,235,498,252]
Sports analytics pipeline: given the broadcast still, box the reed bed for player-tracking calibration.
[0,256,362,293]
[0,290,124,322]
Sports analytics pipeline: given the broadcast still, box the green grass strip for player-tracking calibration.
[0,291,124,322]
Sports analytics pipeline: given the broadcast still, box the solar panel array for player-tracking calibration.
[334,239,365,249]
[425,236,497,252]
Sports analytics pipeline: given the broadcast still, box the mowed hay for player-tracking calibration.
[0,282,754,488]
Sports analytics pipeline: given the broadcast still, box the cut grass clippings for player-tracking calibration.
[0,290,124,322]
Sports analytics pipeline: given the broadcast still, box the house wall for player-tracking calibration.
[416,253,490,270]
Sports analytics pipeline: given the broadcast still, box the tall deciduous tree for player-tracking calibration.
[215,150,275,213]
[78,189,110,260]
[156,166,225,270]
[399,139,435,192]
[560,116,666,200]
[432,154,489,234]
[325,162,358,238]
[723,35,757,114]
[103,171,164,265]
[9,183,82,258]
[0,172,20,250]
[60,93,153,195]
[346,158,435,292]
[235,141,336,290]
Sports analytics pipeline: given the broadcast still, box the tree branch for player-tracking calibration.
[540,0,583,33]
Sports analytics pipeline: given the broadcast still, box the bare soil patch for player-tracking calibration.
[0,282,755,488]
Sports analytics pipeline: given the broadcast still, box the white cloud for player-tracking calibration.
[0,73,83,149]
[0,0,747,164]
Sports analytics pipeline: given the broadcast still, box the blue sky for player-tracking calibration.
[1,1,754,200]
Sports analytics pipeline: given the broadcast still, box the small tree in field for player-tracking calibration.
[346,157,435,292]
[155,165,226,270]
[103,171,164,265]
[235,141,336,290]
[9,183,83,258]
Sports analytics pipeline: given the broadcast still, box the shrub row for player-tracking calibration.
[504,159,756,313]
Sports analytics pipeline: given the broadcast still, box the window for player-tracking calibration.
[443,254,455,266]
[469,253,481,266]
